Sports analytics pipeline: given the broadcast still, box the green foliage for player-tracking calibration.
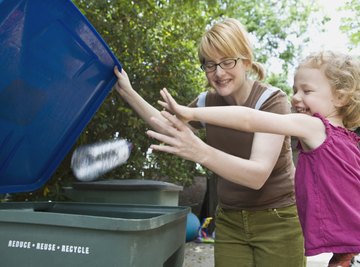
[221,0,316,73]
[341,0,360,48]
[267,72,293,96]
[70,0,213,187]
[6,0,322,201]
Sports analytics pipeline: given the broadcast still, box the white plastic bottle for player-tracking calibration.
[71,139,132,182]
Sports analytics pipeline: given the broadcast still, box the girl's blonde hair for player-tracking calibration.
[198,18,265,80]
[297,51,360,129]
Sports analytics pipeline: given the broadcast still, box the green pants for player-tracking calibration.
[214,204,306,267]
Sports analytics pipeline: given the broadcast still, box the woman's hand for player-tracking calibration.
[112,66,174,133]
[158,88,194,123]
[113,66,133,96]
[146,111,208,164]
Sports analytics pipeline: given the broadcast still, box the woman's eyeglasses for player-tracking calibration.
[200,58,241,73]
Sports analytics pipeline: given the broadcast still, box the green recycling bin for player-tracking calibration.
[63,179,183,206]
[0,202,189,267]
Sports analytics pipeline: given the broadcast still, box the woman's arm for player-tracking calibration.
[113,66,169,133]
[147,112,284,190]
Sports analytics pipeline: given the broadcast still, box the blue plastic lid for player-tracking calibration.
[0,0,122,193]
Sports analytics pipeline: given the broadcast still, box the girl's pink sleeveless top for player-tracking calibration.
[295,113,360,256]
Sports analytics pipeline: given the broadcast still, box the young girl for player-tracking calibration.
[147,50,360,267]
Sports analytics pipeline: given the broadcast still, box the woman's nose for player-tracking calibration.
[214,66,226,76]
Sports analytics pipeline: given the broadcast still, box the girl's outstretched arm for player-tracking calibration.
[158,88,326,149]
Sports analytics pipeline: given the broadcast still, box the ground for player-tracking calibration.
[183,241,360,267]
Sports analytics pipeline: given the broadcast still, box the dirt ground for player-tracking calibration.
[182,241,360,267]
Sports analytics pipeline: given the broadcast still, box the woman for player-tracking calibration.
[114,18,305,267]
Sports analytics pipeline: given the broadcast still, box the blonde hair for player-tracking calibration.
[198,18,265,80]
[297,50,360,129]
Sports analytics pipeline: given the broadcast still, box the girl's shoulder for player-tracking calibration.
[314,113,360,144]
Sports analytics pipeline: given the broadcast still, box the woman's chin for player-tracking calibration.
[215,87,233,97]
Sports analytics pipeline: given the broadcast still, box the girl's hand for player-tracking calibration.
[146,111,207,164]
[158,88,194,123]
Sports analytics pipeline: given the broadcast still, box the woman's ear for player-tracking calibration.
[242,59,252,71]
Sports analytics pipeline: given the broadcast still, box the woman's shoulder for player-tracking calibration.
[254,83,291,114]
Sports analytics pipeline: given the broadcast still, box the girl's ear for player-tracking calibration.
[333,92,347,108]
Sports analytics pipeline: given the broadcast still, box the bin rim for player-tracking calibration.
[72,179,184,192]
[0,201,190,231]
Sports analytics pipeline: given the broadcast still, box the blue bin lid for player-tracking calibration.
[0,0,122,193]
